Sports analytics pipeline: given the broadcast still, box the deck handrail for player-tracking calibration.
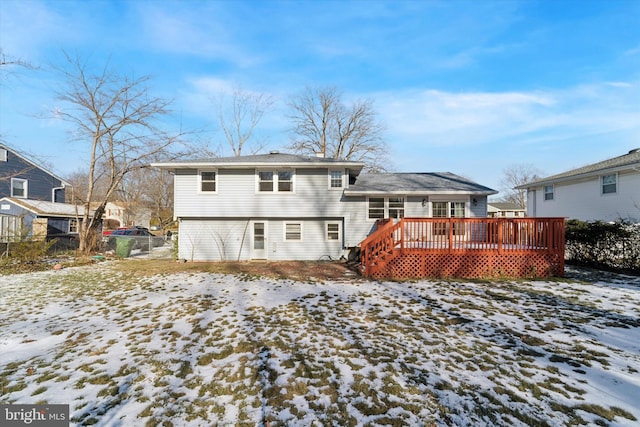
[360,217,565,278]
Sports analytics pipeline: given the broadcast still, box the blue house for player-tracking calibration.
[0,143,69,202]
[0,144,91,245]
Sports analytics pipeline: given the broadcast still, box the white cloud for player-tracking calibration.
[136,4,260,67]
[373,82,640,150]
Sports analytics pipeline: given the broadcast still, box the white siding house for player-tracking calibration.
[517,148,640,223]
[153,153,497,261]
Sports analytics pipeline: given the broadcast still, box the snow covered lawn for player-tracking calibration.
[1,263,639,426]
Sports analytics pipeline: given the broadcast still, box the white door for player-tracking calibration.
[251,221,267,259]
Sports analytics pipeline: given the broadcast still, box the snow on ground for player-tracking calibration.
[1,263,639,426]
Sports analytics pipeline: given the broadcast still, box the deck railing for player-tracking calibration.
[360,217,565,279]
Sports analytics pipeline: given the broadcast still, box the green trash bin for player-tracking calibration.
[115,237,136,258]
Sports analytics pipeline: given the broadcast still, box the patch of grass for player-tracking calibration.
[575,404,637,422]
[31,386,47,396]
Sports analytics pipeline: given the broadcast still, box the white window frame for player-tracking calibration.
[368,196,405,219]
[277,170,294,192]
[543,185,554,201]
[11,178,28,198]
[368,197,385,219]
[0,149,7,162]
[326,221,341,241]
[284,222,302,241]
[329,170,343,189]
[601,173,617,195]
[431,200,466,235]
[69,218,79,233]
[388,197,405,219]
[198,169,217,193]
[256,169,295,193]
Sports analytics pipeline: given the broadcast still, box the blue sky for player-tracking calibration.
[1,0,639,192]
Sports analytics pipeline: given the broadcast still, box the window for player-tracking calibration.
[432,202,447,218]
[284,222,302,240]
[200,170,216,192]
[327,222,340,241]
[258,170,294,192]
[388,197,405,219]
[432,201,466,235]
[11,178,27,198]
[451,201,465,218]
[278,171,293,192]
[329,170,343,188]
[69,218,79,233]
[369,197,405,219]
[368,198,385,219]
[543,185,554,201]
[258,171,274,192]
[0,149,7,162]
[602,174,617,194]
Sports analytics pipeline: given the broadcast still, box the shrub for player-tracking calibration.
[565,219,640,273]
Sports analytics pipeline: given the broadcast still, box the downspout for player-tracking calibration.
[52,186,65,203]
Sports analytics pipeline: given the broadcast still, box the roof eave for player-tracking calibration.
[152,161,364,169]
[344,190,498,196]
[516,163,640,189]
[513,162,640,190]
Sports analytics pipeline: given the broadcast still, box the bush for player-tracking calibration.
[1,239,57,262]
[565,219,640,273]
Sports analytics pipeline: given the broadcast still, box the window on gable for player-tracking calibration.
[327,222,340,241]
[11,178,27,198]
[278,171,293,192]
[602,174,617,194]
[284,222,302,241]
[200,171,216,192]
[543,185,554,201]
[0,149,7,162]
[330,170,343,188]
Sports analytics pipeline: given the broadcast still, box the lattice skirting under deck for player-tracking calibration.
[370,252,564,280]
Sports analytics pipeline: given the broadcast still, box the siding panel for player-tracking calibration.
[527,171,640,222]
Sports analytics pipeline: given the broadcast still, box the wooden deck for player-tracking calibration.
[360,217,565,279]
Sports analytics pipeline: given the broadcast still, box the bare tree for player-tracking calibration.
[124,154,175,232]
[213,86,273,156]
[0,48,37,79]
[141,165,174,232]
[286,86,388,171]
[53,52,187,253]
[497,164,543,209]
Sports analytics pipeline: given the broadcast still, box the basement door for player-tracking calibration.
[250,221,268,259]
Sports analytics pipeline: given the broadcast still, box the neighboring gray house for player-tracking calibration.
[516,148,640,223]
[487,202,526,218]
[0,143,69,202]
[153,153,497,261]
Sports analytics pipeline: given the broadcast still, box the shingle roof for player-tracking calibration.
[152,152,365,170]
[517,148,640,188]
[488,202,525,211]
[345,173,497,195]
[0,197,90,217]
